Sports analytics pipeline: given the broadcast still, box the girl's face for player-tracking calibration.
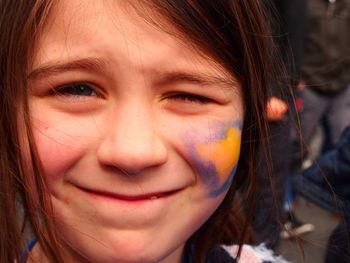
[28,1,243,262]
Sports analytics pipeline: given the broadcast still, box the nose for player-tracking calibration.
[96,102,168,174]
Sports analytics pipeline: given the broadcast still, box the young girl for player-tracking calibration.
[0,0,286,262]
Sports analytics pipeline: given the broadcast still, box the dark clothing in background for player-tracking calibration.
[325,220,350,263]
[302,84,350,146]
[302,0,350,94]
[295,125,350,216]
[254,120,292,248]
[274,0,308,82]
[301,0,350,147]
[253,0,307,248]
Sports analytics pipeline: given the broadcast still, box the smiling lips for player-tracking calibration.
[78,186,181,201]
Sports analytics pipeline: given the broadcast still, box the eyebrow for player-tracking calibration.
[27,57,107,80]
[27,57,238,89]
[156,71,237,89]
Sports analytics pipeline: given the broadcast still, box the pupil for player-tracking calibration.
[75,85,92,96]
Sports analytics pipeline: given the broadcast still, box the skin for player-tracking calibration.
[266,97,288,122]
[26,1,243,262]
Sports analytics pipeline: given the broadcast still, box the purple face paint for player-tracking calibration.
[186,120,242,197]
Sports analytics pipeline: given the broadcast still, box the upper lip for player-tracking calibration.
[76,186,182,201]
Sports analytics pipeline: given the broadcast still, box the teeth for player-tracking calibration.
[150,196,158,200]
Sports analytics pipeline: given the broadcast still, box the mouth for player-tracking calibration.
[77,186,182,202]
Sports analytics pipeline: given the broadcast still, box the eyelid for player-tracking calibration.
[28,69,106,98]
[165,92,213,104]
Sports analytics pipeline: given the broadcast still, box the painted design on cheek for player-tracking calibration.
[191,122,242,197]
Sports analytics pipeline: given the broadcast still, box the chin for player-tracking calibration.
[62,230,182,263]
[79,247,176,263]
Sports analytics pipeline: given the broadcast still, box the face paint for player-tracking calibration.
[189,121,242,197]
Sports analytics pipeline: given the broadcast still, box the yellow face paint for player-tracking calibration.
[196,127,241,184]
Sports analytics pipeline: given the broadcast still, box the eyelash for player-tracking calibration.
[166,93,212,104]
[52,83,99,98]
[51,83,212,105]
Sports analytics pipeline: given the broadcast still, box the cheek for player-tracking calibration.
[31,117,91,182]
[186,122,242,197]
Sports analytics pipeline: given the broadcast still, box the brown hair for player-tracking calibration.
[0,1,280,262]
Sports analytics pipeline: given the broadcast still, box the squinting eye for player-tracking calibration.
[168,93,212,104]
[53,83,97,97]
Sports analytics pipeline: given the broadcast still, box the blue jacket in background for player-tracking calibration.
[294,125,350,217]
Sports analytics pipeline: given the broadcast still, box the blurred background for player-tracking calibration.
[253,0,350,262]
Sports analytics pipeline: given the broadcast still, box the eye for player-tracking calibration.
[53,83,98,97]
[167,93,212,104]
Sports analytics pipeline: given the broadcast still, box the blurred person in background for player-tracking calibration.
[281,0,350,240]
[301,0,350,163]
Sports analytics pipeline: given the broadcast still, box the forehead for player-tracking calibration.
[32,0,233,80]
